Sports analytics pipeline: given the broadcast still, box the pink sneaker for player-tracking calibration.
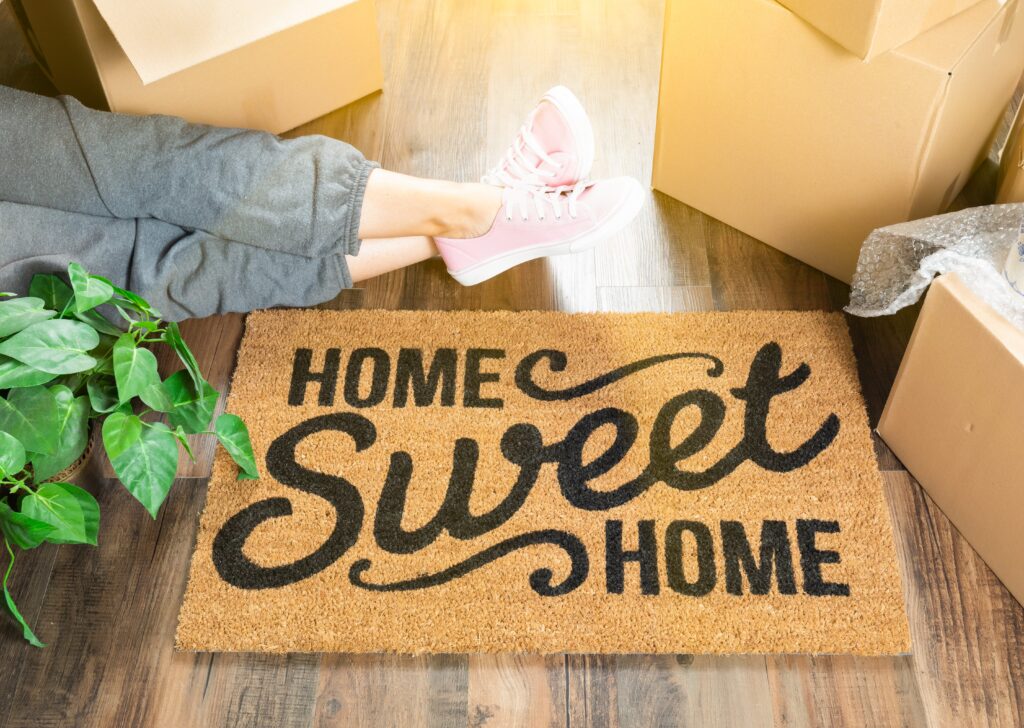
[436,177,644,286]
[482,85,595,189]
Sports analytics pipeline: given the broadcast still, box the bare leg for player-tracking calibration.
[357,169,502,240]
[345,235,438,282]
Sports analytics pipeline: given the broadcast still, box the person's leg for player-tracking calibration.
[345,236,439,283]
[0,200,355,321]
[356,169,501,240]
[1,85,499,262]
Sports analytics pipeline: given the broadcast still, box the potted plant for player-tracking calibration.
[0,263,257,646]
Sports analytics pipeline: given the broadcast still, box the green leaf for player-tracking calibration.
[215,413,258,480]
[172,425,195,461]
[162,370,219,434]
[0,502,54,549]
[67,262,114,313]
[74,309,122,337]
[0,356,57,389]
[163,323,202,390]
[86,374,119,413]
[108,422,178,518]
[2,541,44,647]
[101,411,142,461]
[29,274,72,312]
[0,298,56,339]
[20,482,99,546]
[112,334,161,404]
[0,386,59,455]
[30,387,90,482]
[0,320,99,375]
[140,383,174,413]
[0,431,26,477]
[108,281,160,319]
[0,293,13,298]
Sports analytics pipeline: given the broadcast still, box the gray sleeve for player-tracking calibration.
[0,84,377,259]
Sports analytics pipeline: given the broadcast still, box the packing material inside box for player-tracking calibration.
[878,273,1024,606]
[652,0,1024,283]
[11,0,382,134]
[778,0,982,59]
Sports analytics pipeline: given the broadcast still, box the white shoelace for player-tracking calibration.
[482,123,560,187]
[505,180,591,222]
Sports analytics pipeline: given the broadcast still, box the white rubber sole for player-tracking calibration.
[542,85,595,182]
[448,179,645,286]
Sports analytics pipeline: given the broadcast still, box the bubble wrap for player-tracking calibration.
[846,203,1024,331]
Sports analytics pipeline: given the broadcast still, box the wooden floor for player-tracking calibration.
[2,1,1023,726]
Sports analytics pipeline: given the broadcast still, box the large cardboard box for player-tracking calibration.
[10,0,383,134]
[778,0,982,59]
[652,0,1024,283]
[878,274,1024,606]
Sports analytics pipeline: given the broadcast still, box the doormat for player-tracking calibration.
[176,310,910,655]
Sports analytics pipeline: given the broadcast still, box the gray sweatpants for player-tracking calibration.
[0,85,378,321]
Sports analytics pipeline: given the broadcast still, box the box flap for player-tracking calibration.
[90,0,358,84]
[939,273,1024,363]
[892,0,1007,71]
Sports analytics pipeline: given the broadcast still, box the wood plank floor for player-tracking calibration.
[2,1,1023,726]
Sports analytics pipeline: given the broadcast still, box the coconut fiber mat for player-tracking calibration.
[176,310,909,654]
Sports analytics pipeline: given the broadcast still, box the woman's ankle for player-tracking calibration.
[437,183,503,239]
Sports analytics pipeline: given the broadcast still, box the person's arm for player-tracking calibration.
[0,85,376,259]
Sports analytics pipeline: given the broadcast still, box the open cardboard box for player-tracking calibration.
[10,0,383,134]
[778,0,982,60]
[653,0,1024,282]
[879,273,1024,606]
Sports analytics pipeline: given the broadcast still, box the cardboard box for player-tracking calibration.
[652,0,1024,282]
[997,102,1024,203]
[778,0,982,60]
[878,274,1024,606]
[10,0,383,134]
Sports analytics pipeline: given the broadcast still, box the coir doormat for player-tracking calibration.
[176,310,909,654]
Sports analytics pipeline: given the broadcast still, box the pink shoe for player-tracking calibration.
[482,85,595,188]
[436,177,644,286]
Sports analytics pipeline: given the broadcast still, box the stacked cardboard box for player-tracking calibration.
[653,0,1024,282]
[10,0,383,134]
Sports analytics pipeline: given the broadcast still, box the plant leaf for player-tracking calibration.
[0,320,99,375]
[172,425,195,460]
[140,383,174,413]
[2,541,44,647]
[162,370,219,434]
[86,374,119,413]
[0,431,26,477]
[108,422,178,518]
[30,387,90,482]
[0,501,54,550]
[105,280,160,319]
[0,356,57,389]
[0,386,59,455]
[112,333,161,404]
[67,262,114,313]
[20,482,99,546]
[0,298,56,339]
[75,309,122,337]
[100,411,142,461]
[163,323,202,390]
[215,413,258,480]
[29,274,72,312]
